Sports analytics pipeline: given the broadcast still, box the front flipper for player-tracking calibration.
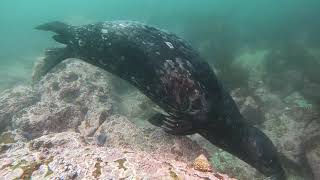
[148,113,196,135]
[147,113,165,127]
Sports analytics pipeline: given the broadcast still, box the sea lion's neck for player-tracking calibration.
[197,86,286,179]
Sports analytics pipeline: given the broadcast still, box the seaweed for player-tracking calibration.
[0,131,16,144]
[9,156,54,179]
[92,158,102,178]
[114,158,127,171]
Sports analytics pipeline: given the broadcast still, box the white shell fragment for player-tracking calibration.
[165,41,174,49]
[101,29,108,34]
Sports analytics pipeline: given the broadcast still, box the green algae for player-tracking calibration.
[209,149,258,180]
[169,170,179,180]
[92,158,102,179]
[85,120,91,128]
[210,150,234,172]
[80,136,89,145]
[114,158,127,171]
[28,140,54,151]
[168,167,182,180]
[123,150,134,154]
[0,131,16,144]
[0,144,10,154]
[19,162,42,179]
[272,119,288,138]
[10,156,54,179]
[43,156,54,177]
[11,160,28,170]
[45,167,54,177]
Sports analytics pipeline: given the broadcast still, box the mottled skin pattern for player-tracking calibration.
[36,21,286,179]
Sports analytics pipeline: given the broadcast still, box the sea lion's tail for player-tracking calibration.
[33,21,74,84]
[35,21,69,34]
[35,21,73,45]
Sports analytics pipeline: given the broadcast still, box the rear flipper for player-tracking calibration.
[148,113,196,135]
[32,47,70,84]
[35,21,71,36]
[33,21,74,84]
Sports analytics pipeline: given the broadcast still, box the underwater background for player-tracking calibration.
[1,0,320,91]
[0,0,320,179]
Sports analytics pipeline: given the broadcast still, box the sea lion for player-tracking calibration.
[35,21,286,179]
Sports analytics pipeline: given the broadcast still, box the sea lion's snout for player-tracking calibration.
[242,125,286,179]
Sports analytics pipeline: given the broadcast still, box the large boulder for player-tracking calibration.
[0,58,236,179]
[304,135,320,180]
[251,84,319,179]
[0,132,235,180]
[11,59,113,139]
[0,86,39,133]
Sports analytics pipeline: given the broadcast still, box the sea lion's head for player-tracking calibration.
[242,126,286,179]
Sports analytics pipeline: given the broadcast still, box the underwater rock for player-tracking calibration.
[263,46,320,100]
[231,89,265,125]
[12,103,83,139]
[217,64,250,90]
[3,57,318,179]
[264,70,304,97]
[93,114,208,162]
[0,132,235,180]
[11,59,113,139]
[95,129,107,146]
[114,89,157,124]
[254,88,320,179]
[0,86,39,133]
[4,167,24,180]
[304,135,320,180]
[302,82,320,104]
[241,99,265,125]
[253,86,285,118]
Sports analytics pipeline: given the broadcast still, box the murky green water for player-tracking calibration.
[0,1,320,179]
[1,0,319,91]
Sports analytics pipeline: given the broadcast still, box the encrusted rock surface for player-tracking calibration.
[303,135,320,180]
[0,86,39,132]
[0,132,235,180]
[0,58,235,179]
[9,59,113,139]
[1,56,319,179]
